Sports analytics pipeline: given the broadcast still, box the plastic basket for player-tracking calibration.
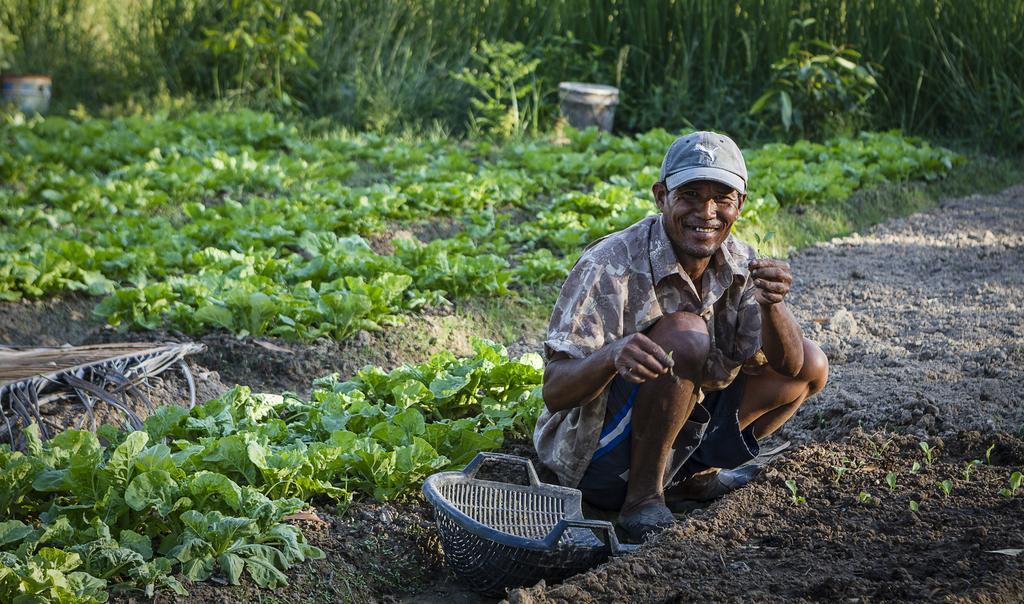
[422,452,635,595]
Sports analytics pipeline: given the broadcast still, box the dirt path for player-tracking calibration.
[507,186,1024,603]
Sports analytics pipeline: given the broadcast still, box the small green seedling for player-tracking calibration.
[754,230,776,254]
[909,500,920,513]
[998,471,1022,499]
[857,491,873,504]
[910,461,922,475]
[867,435,896,459]
[938,479,953,498]
[831,465,849,484]
[962,460,981,482]
[784,479,806,504]
[985,443,996,465]
[885,472,898,491]
[919,441,936,466]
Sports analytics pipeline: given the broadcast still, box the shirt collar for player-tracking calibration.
[649,214,749,289]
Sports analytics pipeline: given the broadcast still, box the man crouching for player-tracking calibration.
[536,132,829,541]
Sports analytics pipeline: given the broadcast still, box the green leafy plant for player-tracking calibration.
[171,510,322,588]
[938,479,953,498]
[452,40,541,139]
[866,434,896,459]
[0,547,109,604]
[750,19,881,138]
[0,340,544,601]
[962,460,981,482]
[831,465,848,484]
[786,483,802,505]
[753,230,776,256]
[857,491,874,504]
[998,471,1022,499]
[910,461,922,475]
[909,500,920,513]
[885,472,897,491]
[985,443,996,465]
[0,111,960,342]
[919,441,937,466]
[201,0,323,103]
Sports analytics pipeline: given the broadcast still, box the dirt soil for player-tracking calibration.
[507,186,1024,603]
[3,186,1023,603]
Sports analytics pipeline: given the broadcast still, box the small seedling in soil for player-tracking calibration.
[909,500,921,513]
[998,471,1023,499]
[985,443,996,465]
[857,491,874,504]
[831,465,849,484]
[868,435,896,459]
[919,441,937,466]
[784,479,806,504]
[938,479,953,498]
[885,472,898,491]
[910,461,922,475]
[962,460,981,482]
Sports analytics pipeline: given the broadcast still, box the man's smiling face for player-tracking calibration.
[653,179,745,260]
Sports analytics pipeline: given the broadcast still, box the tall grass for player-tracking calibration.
[2,0,1021,150]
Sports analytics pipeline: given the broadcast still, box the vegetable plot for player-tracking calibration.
[0,339,542,601]
[0,111,959,342]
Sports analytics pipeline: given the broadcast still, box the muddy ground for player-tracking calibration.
[2,186,1023,603]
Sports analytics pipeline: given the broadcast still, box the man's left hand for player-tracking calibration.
[748,258,792,305]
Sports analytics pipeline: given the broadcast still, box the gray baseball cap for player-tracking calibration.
[659,131,747,194]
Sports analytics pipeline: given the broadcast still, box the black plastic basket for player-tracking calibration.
[422,452,636,596]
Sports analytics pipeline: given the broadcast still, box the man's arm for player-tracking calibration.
[542,334,672,413]
[749,258,804,377]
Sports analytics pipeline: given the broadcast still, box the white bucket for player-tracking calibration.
[2,75,52,114]
[558,82,620,132]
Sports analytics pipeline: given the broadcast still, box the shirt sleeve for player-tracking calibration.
[544,255,626,361]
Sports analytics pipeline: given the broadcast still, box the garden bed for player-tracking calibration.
[2,185,1021,602]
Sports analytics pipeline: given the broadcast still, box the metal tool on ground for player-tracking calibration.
[0,342,204,449]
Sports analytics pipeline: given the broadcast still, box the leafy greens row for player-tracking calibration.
[0,339,543,602]
[0,110,959,341]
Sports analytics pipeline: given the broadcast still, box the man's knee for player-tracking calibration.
[649,312,710,375]
[799,338,829,395]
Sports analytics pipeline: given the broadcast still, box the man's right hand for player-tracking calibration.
[609,333,674,383]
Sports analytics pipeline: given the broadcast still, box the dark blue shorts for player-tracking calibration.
[577,373,760,510]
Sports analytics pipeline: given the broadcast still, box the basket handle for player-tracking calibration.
[462,452,541,486]
[544,518,638,555]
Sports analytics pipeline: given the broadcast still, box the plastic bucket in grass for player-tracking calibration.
[2,74,52,114]
[558,82,619,132]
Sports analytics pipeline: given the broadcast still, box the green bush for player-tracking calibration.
[2,1,1021,150]
[750,21,881,139]
[199,0,322,105]
[452,40,540,140]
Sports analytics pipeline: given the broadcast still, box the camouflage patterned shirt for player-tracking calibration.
[534,213,765,487]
